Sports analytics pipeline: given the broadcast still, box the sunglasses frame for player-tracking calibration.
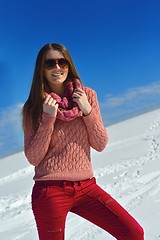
[44,58,69,70]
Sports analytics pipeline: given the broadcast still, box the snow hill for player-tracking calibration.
[0,108,160,240]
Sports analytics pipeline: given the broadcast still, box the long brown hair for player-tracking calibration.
[22,43,81,132]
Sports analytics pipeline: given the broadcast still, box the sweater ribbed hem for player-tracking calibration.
[33,170,94,182]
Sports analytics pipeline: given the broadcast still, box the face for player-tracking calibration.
[44,49,69,90]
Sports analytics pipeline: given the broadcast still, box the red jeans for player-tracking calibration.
[32,177,144,240]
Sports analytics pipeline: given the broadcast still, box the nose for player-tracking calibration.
[54,63,61,69]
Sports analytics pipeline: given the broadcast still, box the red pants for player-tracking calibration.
[32,177,144,240]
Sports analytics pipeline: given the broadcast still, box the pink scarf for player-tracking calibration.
[48,79,82,121]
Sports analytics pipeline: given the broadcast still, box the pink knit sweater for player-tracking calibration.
[24,87,108,181]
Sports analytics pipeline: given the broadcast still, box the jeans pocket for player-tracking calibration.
[81,181,123,217]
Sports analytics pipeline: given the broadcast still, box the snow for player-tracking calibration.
[0,108,160,240]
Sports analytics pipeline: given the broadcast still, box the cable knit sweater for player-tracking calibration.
[24,87,108,181]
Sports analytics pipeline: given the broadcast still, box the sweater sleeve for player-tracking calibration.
[24,113,56,166]
[82,87,108,151]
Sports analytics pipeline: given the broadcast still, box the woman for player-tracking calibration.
[22,43,144,240]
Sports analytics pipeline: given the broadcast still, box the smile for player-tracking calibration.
[52,73,63,76]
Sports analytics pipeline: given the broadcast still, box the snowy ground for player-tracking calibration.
[0,108,160,240]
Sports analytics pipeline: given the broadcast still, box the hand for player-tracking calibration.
[72,88,92,115]
[43,94,59,117]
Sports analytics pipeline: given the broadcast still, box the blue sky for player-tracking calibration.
[0,0,160,156]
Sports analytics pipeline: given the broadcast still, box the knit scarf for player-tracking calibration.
[48,79,82,121]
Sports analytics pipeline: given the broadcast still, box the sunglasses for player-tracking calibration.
[44,58,69,70]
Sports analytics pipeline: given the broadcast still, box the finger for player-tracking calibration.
[44,95,51,104]
[74,88,84,94]
[43,92,48,99]
[52,99,57,105]
[55,103,59,108]
[47,98,54,105]
[48,98,58,106]
[72,92,82,98]
[72,97,78,103]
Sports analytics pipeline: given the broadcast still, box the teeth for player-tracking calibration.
[52,74,60,76]
[52,73,62,76]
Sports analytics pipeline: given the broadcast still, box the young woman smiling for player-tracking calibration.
[22,43,144,240]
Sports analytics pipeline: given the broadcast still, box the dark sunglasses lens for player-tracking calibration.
[44,59,69,69]
[44,59,56,69]
[58,59,68,67]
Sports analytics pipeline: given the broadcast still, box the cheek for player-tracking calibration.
[64,68,69,78]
